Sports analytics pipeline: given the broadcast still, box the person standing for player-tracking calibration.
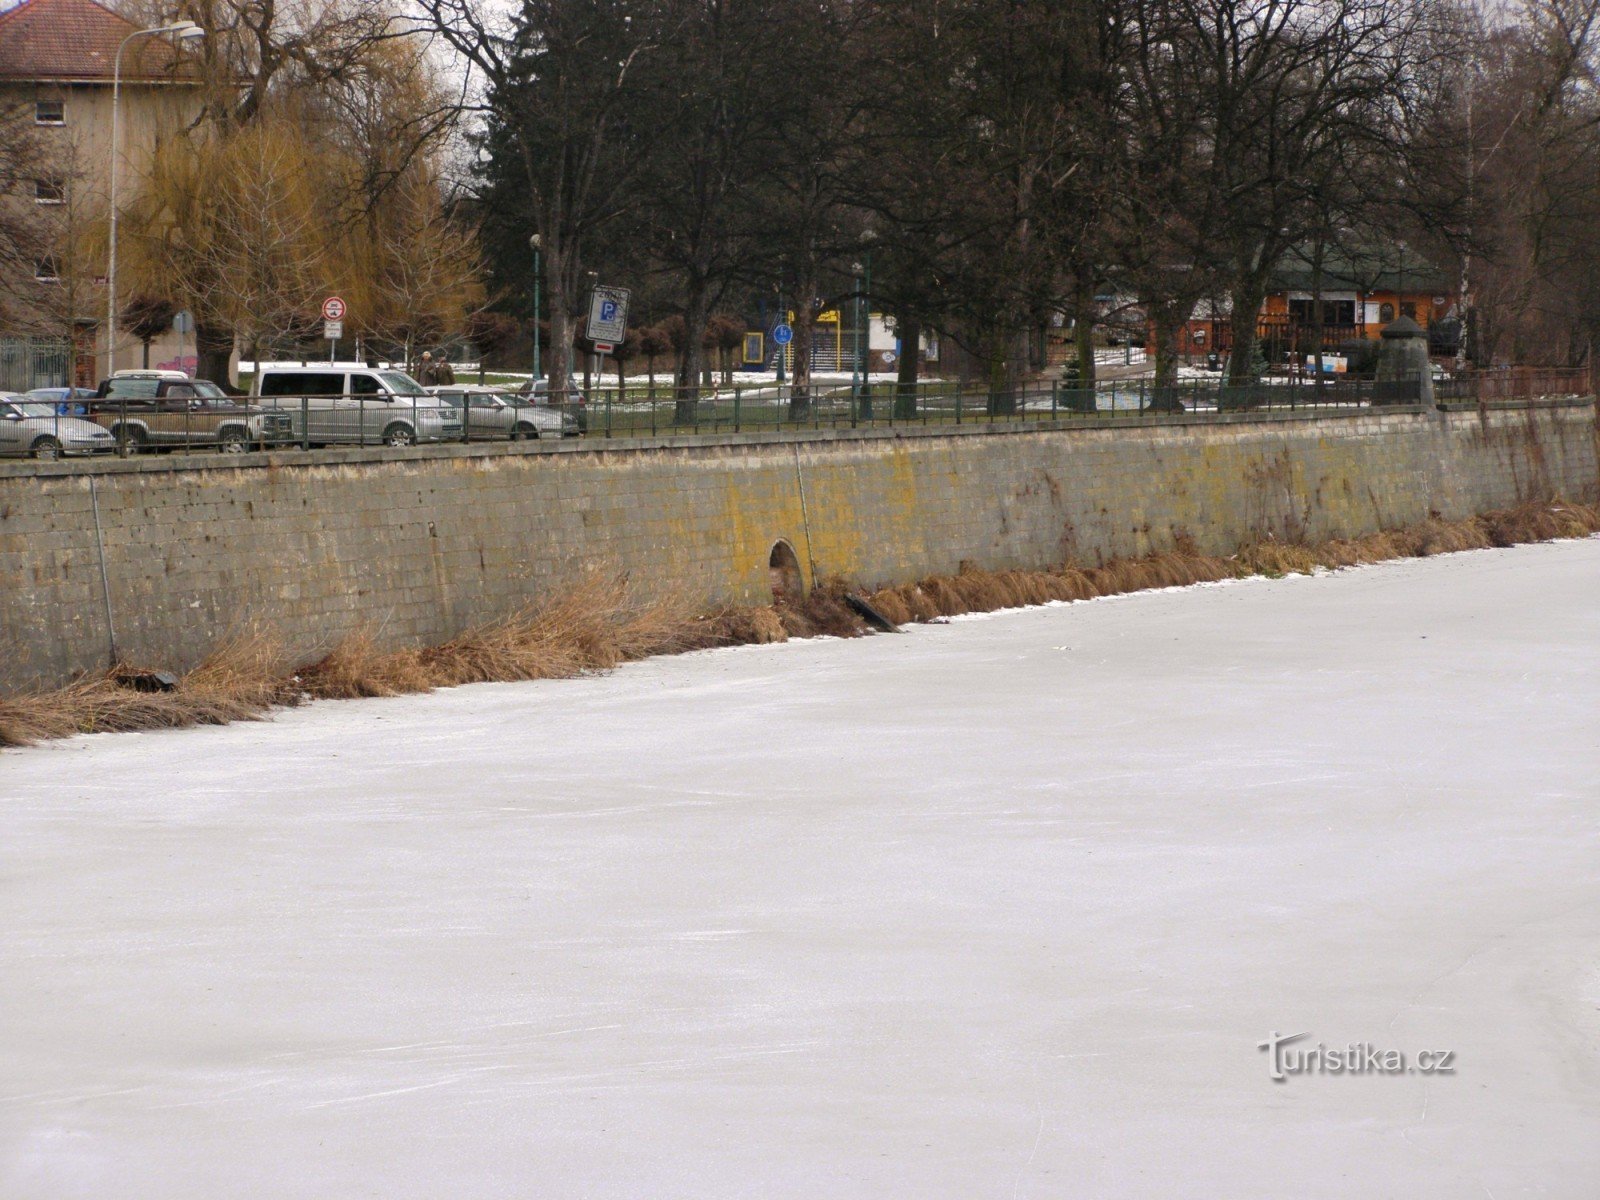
[435,353,456,386]
[417,351,441,387]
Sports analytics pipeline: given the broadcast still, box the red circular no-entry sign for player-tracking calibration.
[321,296,347,321]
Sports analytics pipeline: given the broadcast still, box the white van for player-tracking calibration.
[252,366,462,447]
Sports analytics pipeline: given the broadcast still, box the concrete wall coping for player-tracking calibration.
[1436,396,1595,413]
[2,398,1589,483]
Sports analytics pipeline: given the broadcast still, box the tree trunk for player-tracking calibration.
[1072,274,1097,388]
[676,282,711,425]
[1309,243,1327,395]
[788,279,816,421]
[1149,303,1185,402]
[893,310,921,419]
[1226,286,1266,385]
[985,328,1022,416]
[545,234,573,394]
[196,322,233,388]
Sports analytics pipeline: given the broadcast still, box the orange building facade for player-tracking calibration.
[1172,246,1458,361]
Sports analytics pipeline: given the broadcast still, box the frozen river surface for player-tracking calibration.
[4,540,1599,1199]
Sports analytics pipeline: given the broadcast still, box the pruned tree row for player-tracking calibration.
[8,0,1599,393]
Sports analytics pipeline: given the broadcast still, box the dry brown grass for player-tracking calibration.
[686,605,789,648]
[775,578,871,639]
[1480,498,1600,546]
[300,573,701,698]
[0,624,298,747]
[3,497,1597,750]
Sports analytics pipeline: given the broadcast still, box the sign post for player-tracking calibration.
[321,297,346,365]
[772,321,793,380]
[172,309,194,378]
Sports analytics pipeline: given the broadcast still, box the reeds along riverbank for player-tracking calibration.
[3,498,1596,748]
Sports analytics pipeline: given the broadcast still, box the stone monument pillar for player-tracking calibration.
[1374,315,1434,405]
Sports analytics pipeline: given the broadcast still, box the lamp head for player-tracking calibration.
[170,21,205,41]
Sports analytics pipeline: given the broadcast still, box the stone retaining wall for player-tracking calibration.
[1,401,1594,691]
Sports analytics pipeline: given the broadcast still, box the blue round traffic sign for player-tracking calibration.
[772,323,793,346]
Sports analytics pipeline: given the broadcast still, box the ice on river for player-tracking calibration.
[3,539,1599,1198]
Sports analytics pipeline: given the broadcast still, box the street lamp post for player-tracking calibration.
[529,234,542,383]
[860,250,873,421]
[774,280,786,384]
[850,261,863,419]
[583,269,598,395]
[106,21,203,381]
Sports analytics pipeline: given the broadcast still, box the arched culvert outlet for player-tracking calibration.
[769,539,804,604]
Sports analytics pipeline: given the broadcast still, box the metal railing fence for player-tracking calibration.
[1,370,1591,463]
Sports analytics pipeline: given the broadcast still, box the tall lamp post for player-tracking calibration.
[529,234,542,383]
[582,269,598,395]
[850,260,863,417]
[106,21,204,380]
[860,247,874,420]
[774,279,786,384]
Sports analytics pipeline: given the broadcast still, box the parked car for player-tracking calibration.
[0,394,116,459]
[90,371,292,452]
[25,386,97,415]
[426,385,575,439]
[519,378,589,433]
[252,366,462,446]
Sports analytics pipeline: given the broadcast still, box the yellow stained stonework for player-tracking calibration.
[1,403,1594,690]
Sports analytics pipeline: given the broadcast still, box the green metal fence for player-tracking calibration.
[568,375,1424,438]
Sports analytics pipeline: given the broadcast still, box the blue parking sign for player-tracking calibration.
[587,285,631,344]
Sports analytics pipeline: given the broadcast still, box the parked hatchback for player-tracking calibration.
[520,379,588,433]
[0,395,115,459]
[427,385,574,439]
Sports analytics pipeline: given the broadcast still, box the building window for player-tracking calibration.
[1288,298,1356,327]
[34,177,64,205]
[35,256,59,282]
[1399,301,1417,321]
[35,99,64,126]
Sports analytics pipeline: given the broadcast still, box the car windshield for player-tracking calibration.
[190,381,228,399]
[14,402,62,418]
[379,371,427,396]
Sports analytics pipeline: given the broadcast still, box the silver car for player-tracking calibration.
[0,396,116,459]
[426,385,573,439]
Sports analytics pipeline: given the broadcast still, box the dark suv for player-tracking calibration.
[90,371,291,452]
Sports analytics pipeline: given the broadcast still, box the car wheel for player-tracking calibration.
[382,423,417,447]
[30,436,62,460]
[514,422,539,440]
[217,428,249,453]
